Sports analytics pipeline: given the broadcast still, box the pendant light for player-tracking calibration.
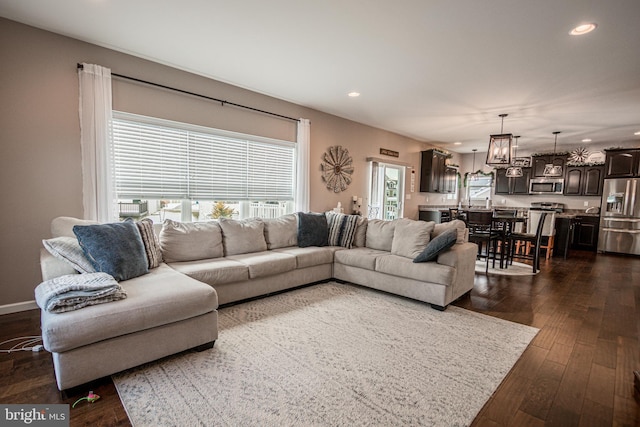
[486,113,513,166]
[471,149,478,181]
[543,131,563,177]
[505,135,523,177]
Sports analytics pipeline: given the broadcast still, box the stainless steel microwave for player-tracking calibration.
[529,177,564,195]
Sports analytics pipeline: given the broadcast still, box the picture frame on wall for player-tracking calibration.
[513,157,531,167]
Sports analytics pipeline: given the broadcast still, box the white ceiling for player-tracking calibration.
[2,0,640,154]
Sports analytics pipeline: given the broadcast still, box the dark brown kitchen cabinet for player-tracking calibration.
[420,149,456,193]
[532,155,567,177]
[571,215,599,252]
[495,167,531,195]
[564,165,604,196]
[605,148,640,178]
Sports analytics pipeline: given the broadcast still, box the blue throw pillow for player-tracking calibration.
[413,228,457,263]
[73,220,149,281]
[297,212,329,247]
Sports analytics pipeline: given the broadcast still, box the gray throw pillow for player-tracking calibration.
[73,220,149,281]
[297,212,328,247]
[413,228,457,263]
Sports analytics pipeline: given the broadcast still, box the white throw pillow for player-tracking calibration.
[391,219,435,259]
[42,236,96,273]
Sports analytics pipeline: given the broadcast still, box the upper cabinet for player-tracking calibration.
[564,165,604,196]
[420,149,457,193]
[495,168,531,195]
[532,154,567,177]
[605,149,640,178]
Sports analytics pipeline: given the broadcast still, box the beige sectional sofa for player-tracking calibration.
[39,214,476,390]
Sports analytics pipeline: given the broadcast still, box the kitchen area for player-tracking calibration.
[417,147,640,258]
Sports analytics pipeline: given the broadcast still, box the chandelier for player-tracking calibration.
[486,113,513,166]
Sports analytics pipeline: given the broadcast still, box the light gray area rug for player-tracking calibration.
[113,282,538,426]
[475,260,538,276]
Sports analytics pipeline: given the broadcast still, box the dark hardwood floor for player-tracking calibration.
[1,251,638,426]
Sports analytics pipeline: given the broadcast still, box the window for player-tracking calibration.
[112,112,296,222]
[467,173,493,207]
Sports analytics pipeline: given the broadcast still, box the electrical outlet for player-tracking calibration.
[584,201,589,207]
[501,199,506,204]
[406,194,411,200]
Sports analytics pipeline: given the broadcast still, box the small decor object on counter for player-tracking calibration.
[321,145,353,193]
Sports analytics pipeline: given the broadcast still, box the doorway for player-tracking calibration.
[369,162,405,220]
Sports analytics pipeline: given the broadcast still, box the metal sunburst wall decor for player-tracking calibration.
[321,145,354,193]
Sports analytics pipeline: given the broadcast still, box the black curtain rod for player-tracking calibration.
[77,63,300,123]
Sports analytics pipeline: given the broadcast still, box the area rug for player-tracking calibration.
[113,282,538,426]
[475,260,538,276]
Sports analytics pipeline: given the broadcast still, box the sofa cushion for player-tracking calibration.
[414,228,457,263]
[352,216,367,247]
[334,247,389,271]
[73,221,148,282]
[272,246,340,268]
[227,251,297,279]
[159,220,223,262]
[42,236,96,274]
[168,258,249,286]
[40,264,218,353]
[391,219,435,259]
[376,254,455,286]
[219,218,268,255]
[326,212,359,248]
[297,212,328,247]
[432,219,467,244]
[51,216,99,238]
[135,218,163,269]
[365,219,397,251]
[263,214,298,249]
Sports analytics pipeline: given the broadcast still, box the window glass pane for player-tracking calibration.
[112,112,296,221]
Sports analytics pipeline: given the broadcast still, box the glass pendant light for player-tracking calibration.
[543,131,563,177]
[505,135,523,177]
[486,113,513,166]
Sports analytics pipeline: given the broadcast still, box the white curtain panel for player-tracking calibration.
[295,118,311,212]
[78,63,115,222]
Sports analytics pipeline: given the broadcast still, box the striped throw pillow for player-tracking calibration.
[326,212,359,248]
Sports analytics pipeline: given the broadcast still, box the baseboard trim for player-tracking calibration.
[0,300,38,315]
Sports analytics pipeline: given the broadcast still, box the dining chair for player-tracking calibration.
[466,210,500,273]
[449,208,467,223]
[526,210,556,259]
[508,211,548,273]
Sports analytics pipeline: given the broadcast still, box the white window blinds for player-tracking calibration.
[112,112,295,201]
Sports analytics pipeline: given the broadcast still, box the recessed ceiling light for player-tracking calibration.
[570,23,597,35]
[582,138,592,142]
[635,131,640,136]
[348,92,360,97]
[453,142,462,145]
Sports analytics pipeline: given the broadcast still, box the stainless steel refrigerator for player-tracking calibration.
[598,178,640,255]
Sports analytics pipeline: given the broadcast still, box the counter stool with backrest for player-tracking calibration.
[508,211,548,273]
[467,210,500,273]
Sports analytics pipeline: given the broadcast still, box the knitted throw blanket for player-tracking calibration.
[35,272,127,313]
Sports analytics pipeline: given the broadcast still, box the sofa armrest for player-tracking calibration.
[40,248,77,282]
[436,242,477,268]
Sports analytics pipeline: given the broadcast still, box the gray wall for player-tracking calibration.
[0,18,441,308]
